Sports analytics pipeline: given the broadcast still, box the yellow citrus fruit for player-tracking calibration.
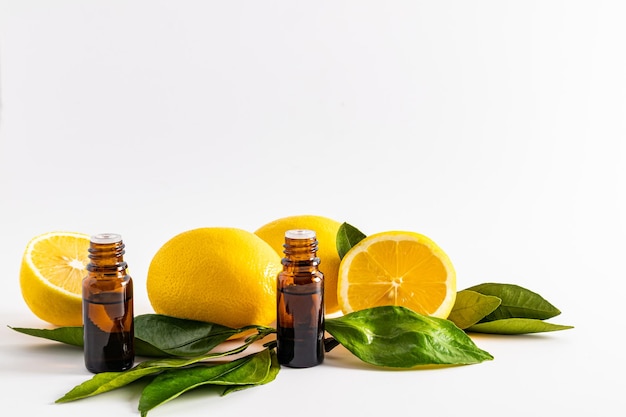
[337,231,456,318]
[254,214,342,314]
[147,227,282,328]
[19,231,91,326]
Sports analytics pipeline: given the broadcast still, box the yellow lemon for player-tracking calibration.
[147,228,282,328]
[338,231,456,318]
[254,214,342,314]
[19,231,91,326]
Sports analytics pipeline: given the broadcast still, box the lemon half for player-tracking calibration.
[20,231,91,326]
[337,231,456,318]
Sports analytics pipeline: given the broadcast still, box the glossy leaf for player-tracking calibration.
[9,326,170,358]
[138,349,273,417]
[221,348,280,395]
[325,306,493,367]
[134,339,171,358]
[447,290,502,329]
[11,315,274,358]
[9,326,84,348]
[336,222,366,259]
[467,318,574,334]
[134,314,266,357]
[11,324,171,357]
[465,283,561,322]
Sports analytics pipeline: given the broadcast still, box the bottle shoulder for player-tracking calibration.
[83,274,132,287]
[278,270,323,285]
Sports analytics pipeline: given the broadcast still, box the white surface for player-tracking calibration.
[0,1,624,416]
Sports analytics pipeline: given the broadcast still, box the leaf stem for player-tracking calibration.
[324,337,340,352]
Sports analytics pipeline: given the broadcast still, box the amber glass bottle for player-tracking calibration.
[82,233,134,373]
[276,229,325,368]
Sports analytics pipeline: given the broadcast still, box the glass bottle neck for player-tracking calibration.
[282,236,320,266]
[87,240,127,272]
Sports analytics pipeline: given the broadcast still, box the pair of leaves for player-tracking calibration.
[137,349,278,417]
[11,314,274,358]
[55,328,271,403]
[447,283,573,334]
[326,305,493,367]
[57,345,277,416]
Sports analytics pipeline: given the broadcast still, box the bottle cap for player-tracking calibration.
[285,229,316,239]
[90,233,123,244]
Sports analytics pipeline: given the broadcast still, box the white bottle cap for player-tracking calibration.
[285,229,316,239]
[90,233,123,244]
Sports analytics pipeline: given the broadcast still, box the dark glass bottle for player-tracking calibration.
[82,233,134,373]
[276,229,325,368]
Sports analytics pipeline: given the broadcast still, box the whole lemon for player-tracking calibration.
[147,228,282,328]
[254,214,342,314]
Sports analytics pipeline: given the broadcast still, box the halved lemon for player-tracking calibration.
[337,231,456,318]
[19,231,91,326]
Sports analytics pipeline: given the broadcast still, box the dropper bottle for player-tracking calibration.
[276,229,325,367]
[82,233,134,373]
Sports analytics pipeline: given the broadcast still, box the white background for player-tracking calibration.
[1,1,624,416]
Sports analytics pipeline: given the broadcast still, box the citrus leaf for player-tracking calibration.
[138,349,273,417]
[447,290,502,329]
[134,314,266,357]
[134,339,172,357]
[9,326,84,348]
[467,318,574,334]
[10,325,170,357]
[9,314,266,358]
[336,222,366,259]
[11,324,171,357]
[57,357,198,403]
[465,283,561,322]
[325,306,493,367]
[221,348,280,396]
[57,352,242,403]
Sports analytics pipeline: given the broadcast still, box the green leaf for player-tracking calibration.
[467,318,574,334]
[56,328,272,403]
[10,325,171,358]
[221,348,280,396]
[465,283,561,322]
[134,339,171,358]
[11,315,273,358]
[134,314,264,357]
[336,222,367,259]
[447,290,502,329]
[57,358,196,403]
[138,349,273,417]
[9,326,84,348]
[325,306,493,367]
